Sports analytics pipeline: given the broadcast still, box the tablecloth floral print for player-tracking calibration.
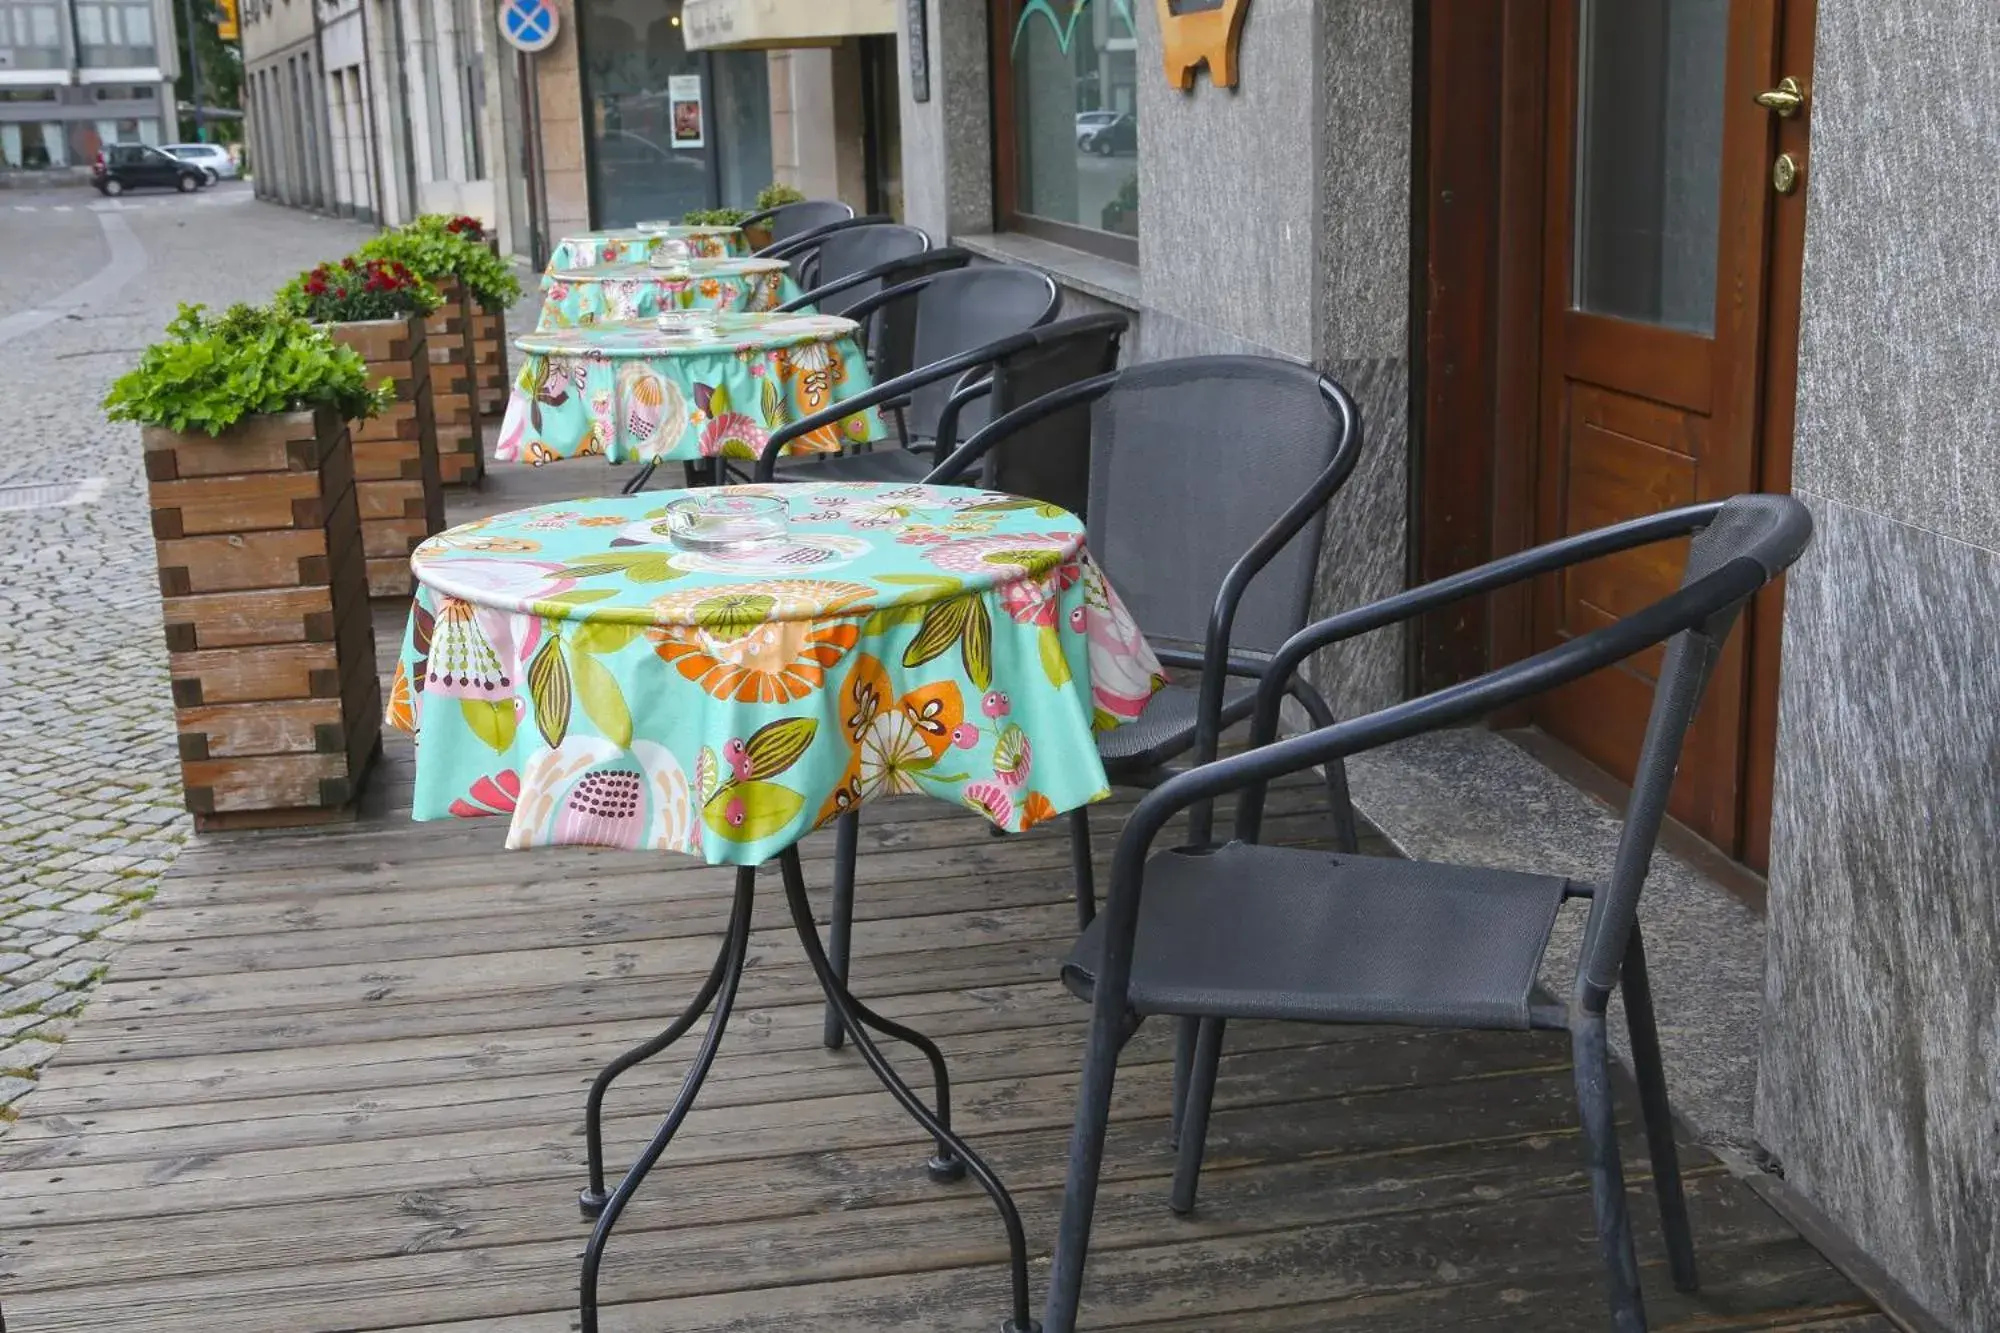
[388,483,1168,865]
[547,226,748,272]
[495,314,882,466]
[536,259,802,331]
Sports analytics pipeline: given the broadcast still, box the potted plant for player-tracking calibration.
[104,303,391,830]
[743,182,809,249]
[279,256,446,598]
[431,214,511,421]
[357,216,522,486]
[1101,173,1139,237]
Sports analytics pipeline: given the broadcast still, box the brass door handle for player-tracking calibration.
[1755,76,1806,117]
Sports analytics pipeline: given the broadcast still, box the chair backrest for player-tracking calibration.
[805,223,932,315]
[972,314,1128,512]
[762,199,855,244]
[902,265,1061,439]
[1085,356,1355,655]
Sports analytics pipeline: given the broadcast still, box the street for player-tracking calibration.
[0,183,380,1116]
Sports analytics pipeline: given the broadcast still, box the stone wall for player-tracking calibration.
[1757,3,2000,1328]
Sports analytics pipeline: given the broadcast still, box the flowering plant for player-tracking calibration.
[278,256,442,324]
[443,214,486,241]
[360,215,522,312]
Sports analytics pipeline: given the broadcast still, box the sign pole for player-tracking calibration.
[179,0,206,140]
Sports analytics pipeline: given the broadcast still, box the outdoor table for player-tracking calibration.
[495,313,883,469]
[386,481,1168,1333]
[535,257,803,331]
[546,224,748,272]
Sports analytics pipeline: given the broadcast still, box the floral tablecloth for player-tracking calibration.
[536,259,803,331]
[496,313,883,466]
[388,483,1168,865]
[547,226,748,272]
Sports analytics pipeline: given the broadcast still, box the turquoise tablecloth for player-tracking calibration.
[546,226,748,272]
[496,313,882,466]
[536,258,803,330]
[388,483,1169,864]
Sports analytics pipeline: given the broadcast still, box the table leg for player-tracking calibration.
[777,847,1042,1333]
[579,865,756,1333]
[619,460,658,495]
[820,811,859,1051]
[578,938,733,1218]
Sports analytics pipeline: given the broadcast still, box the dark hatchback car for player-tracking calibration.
[92,144,207,196]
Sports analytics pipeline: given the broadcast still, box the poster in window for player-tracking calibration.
[668,75,705,149]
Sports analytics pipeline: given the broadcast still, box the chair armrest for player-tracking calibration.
[756,215,892,260]
[932,372,995,458]
[777,246,970,314]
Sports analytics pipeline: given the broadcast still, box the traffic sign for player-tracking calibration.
[500,0,559,53]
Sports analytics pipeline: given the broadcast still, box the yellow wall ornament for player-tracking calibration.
[1158,0,1250,91]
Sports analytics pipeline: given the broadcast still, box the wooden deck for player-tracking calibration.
[0,462,1889,1332]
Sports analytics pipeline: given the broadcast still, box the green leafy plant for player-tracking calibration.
[357,215,522,313]
[682,207,751,227]
[754,182,807,211]
[277,255,441,324]
[103,303,390,436]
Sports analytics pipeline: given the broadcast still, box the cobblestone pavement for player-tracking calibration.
[0,185,379,1125]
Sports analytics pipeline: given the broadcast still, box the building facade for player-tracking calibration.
[892,1,1994,1329]
[0,0,179,180]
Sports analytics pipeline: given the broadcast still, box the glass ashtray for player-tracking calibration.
[654,310,718,338]
[659,493,788,552]
[648,237,693,277]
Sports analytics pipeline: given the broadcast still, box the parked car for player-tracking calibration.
[1080,112,1137,156]
[162,142,238,184]
[92,144,207,195]
[1074,110,1120,148]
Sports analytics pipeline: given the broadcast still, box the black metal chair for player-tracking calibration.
[741,198,855,248]
[772,221,931,315]
[1019,358,1367,936]
[1043,494,1815,1333]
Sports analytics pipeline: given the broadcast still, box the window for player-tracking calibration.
[0,1,65,70]
[990,0,1139,262]
[0,121,69,168]
[75,0,160,67]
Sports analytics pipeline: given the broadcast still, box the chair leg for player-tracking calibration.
[1623,926,1698,1292]
[821,812,859,1051]
[1574,1013,1648,1333]
[1068,807,1096,929]
[1169,1017,1225,1215]
[1042,996,1130,1333]
[1168,1016,1197,1146]
[1288,680,1360,853]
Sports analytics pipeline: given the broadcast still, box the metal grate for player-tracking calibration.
[0,477,104,513]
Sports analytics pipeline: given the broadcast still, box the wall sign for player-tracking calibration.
[906,0,930,103]
[669,75,706,149]
[499,0,559,54]
[1159,0,1248,91]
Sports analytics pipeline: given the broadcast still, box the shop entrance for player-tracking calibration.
[1418,0,1818,868]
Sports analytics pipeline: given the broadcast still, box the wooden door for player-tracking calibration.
[1528,0,1814,856]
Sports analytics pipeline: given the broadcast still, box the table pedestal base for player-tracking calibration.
[577,848,1040,1333]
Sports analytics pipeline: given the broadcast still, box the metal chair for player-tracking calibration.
[741,198,855,248]
[1043,494,1815,1333]
[773,221,932,315]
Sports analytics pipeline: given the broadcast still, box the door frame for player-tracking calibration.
[1412,0,1812,870]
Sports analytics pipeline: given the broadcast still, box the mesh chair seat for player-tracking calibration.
[1063,841,1571,1030]
[1096,681,1258,774]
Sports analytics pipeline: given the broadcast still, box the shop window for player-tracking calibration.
[0,121,69,168]
[990,0,1139,263]
[0,1,65,70]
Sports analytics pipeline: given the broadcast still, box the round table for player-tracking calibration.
[536,257,803,330]
[387,482,1166,1333]
[496,313,883,467]
[547,225,748,271]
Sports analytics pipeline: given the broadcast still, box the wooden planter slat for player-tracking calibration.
[146,407,378,828]
[327,313,447,596]
[426,277,483,487]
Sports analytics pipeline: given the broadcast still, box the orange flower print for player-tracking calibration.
[385,660,417,733]
[1019,792,1060,831]
[648,582,870,704]
[815,654,965,827]
[776,340,853,453]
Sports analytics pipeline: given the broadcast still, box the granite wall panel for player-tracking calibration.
[1761,497,2000,1331]
[1760,3,2000,1326]
[898,0,992,240]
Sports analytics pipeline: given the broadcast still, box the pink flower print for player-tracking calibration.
[449,771,521,819]
[949,722,981,751]
[699,411,770,460]
[993,724,1032,790]
[925,534,1074,579]
[963,781,1014,828]
[1001,578,1058,627]
[981,690,1011,719]
[722,737,754,781]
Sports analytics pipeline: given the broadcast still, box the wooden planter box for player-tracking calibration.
[427,275,483,488]
[470,237,509,419]
[146,406,381,830]
[327,314,445,598]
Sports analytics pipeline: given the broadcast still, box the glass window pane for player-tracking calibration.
[124,3,153,48]
[1571,0,1727,333]
[77,3,104,45]
[1007,0,1138,240]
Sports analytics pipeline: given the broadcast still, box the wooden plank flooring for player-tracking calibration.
[0,461,1888,1332]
